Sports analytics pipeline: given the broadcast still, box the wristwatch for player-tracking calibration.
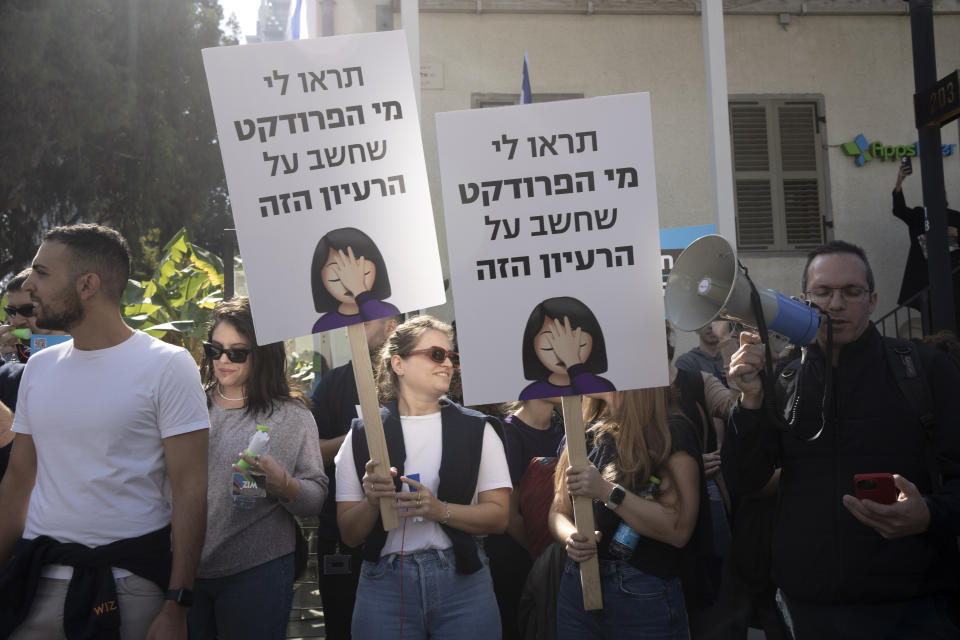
[605,484,626,510]
[165,588,194,607]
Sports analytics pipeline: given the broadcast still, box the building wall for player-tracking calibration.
[414,11,960,351]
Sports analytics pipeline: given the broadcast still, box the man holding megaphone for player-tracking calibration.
[721,241,960,639]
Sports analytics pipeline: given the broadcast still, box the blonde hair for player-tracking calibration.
[554,388,673,494]
[375,315,454,405]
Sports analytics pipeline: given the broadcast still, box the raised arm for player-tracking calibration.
[893,164,916,224]
[722,333,783,497]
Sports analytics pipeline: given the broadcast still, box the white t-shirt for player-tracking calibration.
[14,331,210,549]
[335,411,511,556]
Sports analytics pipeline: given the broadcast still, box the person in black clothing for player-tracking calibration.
[0,361,24,481]
[892,163,960,331]
[550,388,705,639]
[723,240,960,639]
[312,314,399,639]
[488,398,564,640]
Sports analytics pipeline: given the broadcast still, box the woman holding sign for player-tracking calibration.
[335,315,512,639]
[189,297,328,640]
[549,389,703,639]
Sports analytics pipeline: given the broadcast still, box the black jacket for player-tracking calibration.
[892,189,960,307]
[312,361,361,542]
[0,526,171,639]
[722,325,960,604]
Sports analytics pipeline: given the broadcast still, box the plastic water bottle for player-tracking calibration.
[10,328,31,340]
[236,425,270,471]
[233,425,270,510]
[608,476,661,560]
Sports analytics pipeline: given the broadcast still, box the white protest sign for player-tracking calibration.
[437,93,668,406]
[203,30,444,344]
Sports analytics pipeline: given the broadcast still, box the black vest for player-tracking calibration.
[351,398,504,574]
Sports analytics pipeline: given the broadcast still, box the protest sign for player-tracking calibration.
[203,30,444,345]
[436,93,668,407]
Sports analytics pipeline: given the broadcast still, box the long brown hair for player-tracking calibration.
[200,297,308,416]
[555,388,673,494]
[375,315,454,406]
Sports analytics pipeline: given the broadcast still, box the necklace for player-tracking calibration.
[217,384,246,402]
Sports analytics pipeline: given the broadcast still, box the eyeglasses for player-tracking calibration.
[804,286,871,303]
[203,341,252,364]
[403,346,460,370]
[3,304,34,318]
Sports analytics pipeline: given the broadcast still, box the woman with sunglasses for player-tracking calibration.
[188,297,328,640]
[335,315,512,639]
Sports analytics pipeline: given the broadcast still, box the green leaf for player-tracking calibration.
[123,302,162,317]
[143,320,196,333]
[191,244,224,287]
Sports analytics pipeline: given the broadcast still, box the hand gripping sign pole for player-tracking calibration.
[561,395,603,610]
[348,322,399,531]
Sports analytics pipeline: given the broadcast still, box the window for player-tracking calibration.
[729,97,828,251]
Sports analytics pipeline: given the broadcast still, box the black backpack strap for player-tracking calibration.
[883,338,941,491]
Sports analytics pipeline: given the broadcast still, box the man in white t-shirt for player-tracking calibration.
[0,224,210,640]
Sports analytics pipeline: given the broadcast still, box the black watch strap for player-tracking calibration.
[605,484,626,510]
[165,588,194,607]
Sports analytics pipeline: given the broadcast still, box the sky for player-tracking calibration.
[219,0,260,44]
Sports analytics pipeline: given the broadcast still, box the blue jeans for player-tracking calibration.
[351,547,501,640]
[188,553,294,640]
[557,558,689,640]
[783,592,960,640]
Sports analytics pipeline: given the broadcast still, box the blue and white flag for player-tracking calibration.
[520,52,531,104]
[288,0,303,40]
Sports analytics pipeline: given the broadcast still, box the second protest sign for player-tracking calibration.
[437,92,669,610]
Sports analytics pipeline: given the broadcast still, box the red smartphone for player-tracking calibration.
[853,473,897,504]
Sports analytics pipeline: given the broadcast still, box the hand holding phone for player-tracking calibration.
[900,156,913,176]
[854,473,897,505]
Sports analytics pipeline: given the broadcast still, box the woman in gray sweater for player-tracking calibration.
[188,297,328,639]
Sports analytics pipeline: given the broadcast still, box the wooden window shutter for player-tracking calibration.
[730,98,826,251]
[730,103,775,249]
[779,103,824,249]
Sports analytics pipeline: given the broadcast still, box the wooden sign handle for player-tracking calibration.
[561,395,603,610]
[347,322,399,531]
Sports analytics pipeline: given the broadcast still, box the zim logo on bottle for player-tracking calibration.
[232,473,260,491]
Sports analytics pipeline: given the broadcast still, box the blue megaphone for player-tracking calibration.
[664,235,820,345]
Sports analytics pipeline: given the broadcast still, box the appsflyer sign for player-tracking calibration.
[843,133,957,167]
[203,31,445,344]
[437,93,669,406]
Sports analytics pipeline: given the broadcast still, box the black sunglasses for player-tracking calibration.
[203,341,252,364]
[403,346,460,370]
[4,304,34,318]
